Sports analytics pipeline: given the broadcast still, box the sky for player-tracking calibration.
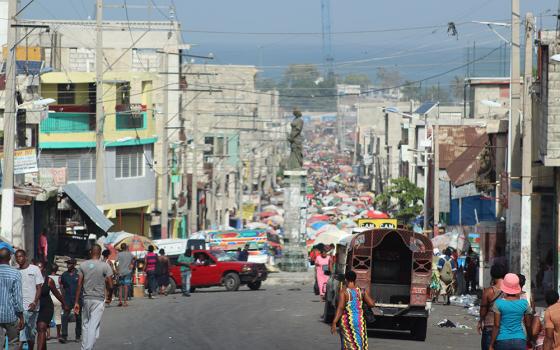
[20,0,560,82]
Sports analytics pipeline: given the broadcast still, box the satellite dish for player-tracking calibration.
[481,100,501,108]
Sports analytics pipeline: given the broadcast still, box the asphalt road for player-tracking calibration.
[47,280,480,350]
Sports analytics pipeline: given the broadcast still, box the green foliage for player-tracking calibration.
[343,74,371,89]
[277,64,336,111]
[375,177,424,224]
[376,67,402,88]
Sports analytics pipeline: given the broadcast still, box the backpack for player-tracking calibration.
[440,258,454,284]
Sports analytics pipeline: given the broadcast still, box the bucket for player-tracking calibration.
[133,285,145,298]
[132,272,146,286]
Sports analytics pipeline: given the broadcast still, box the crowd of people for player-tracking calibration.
[0,239,202,350]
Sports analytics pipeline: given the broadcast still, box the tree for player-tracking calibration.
[401,81,422,102]
[277,64,336,111]
[375,177,424,224]
[375,67,402,88]
[343,74,371,89]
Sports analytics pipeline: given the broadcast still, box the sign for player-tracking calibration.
[0,148,38,175]
[357,218,398,229]
[241,204,256,221]
[38,168,67,187]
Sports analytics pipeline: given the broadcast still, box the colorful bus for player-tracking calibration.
[207,229,282,264]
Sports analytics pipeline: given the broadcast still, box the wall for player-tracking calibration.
[471,84,509,118]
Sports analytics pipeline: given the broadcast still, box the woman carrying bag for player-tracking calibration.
[331,270,375,350]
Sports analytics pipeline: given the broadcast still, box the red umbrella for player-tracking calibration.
[259,211,278,218]
[366,210,389,219]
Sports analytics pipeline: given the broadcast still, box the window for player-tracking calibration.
[116,146,144,178]
[39,150,95,182]
[57,83,75,104]
[203,136,228,161]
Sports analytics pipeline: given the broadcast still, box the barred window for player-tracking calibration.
[116,146,144,178]
[39,150,95,182]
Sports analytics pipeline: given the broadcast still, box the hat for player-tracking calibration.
[0,242,15,253]
[66,258,77,264]
[501,273,522,295]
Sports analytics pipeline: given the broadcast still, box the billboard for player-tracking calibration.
[357,218,398,229]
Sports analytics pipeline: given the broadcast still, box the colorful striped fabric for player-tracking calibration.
[339,287,368,350]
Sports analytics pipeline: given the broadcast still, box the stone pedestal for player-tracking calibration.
[280,170,308,272]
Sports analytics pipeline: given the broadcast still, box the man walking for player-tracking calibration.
[74,244,113,350]
[60,258,81,343]
[15,249,42,350]
[177,249,193,297]
[545,290,560,350]
[238,244,249,262]
[144,245,158,299]
[0,243,24,349]
[116,243,134,306]
[437,247,457,305]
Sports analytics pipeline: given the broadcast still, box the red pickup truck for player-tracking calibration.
[167,249,268,293]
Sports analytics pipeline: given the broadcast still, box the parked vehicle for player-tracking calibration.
[323,228,433,341]
[168,249,268,293]
[207,229,282,264]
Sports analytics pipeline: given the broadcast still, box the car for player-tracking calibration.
[167,249,268,293]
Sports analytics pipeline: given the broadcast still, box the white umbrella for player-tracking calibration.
[314,230,351,246]
[267,215,284,226]
[246,222,268,230]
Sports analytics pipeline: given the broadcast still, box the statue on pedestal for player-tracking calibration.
[287,109,304,170]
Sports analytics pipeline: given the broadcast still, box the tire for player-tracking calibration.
[247,281,262,290]
[223,273,241,291]
[411,317,428,341]
[165,279,177,295]
[323,300,335,323]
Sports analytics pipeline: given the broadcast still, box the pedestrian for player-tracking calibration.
[35,261,65,350]
[60,258,81,344]
[15,249,43,350]
[116,243,134,307]
[479,263,506,350]
[465,247,479,294]
[156,249,170,295]
[47,265,63,342]
[144,245,158,299]
[330,270,375,350]
[0,242,24,350]
[73,244,113,350]
[489,273,533,350]
[517,274,535,311]
[532,290,558,350]
[38,232,48,264]
[314,247,331,301]
[101,249,116,306]
[177,249,193,297]
[237,244,249,262]
[437,247,457,305]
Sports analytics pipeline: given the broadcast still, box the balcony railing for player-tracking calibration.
[40,112,95,133]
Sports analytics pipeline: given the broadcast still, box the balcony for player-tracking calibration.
[40,112,95,133]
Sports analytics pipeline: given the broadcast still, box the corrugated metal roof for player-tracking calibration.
[447,133,489,187]
[438,126,485,169]
[63,184,113,232]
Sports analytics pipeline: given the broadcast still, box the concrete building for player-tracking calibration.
[466,77,510,119]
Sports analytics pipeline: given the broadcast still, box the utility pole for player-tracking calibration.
[433,124,440,237]
[94,0,105,206]
[1,0,17,243]
[160,50,169,239]
[189,98,199,235]
[520,12,534,298]
[508,0,522,272]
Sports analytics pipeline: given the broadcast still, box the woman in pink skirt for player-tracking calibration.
[315,248,332,300]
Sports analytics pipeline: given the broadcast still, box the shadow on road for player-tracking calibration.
[190,289,267,294]
[367,329,416,341]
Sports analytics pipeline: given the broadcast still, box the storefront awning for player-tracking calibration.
[62,184,113,232]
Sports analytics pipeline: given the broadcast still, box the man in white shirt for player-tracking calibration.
[15,250,43,350]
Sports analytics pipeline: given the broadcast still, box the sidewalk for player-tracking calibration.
[264,269,314,286]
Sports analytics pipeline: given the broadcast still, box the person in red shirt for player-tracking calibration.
[38,231,48,263]
[144,245,158,299]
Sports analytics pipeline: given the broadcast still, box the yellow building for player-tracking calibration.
[39,72,158,235]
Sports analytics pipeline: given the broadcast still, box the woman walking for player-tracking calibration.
[489,273,533,350]
[331,270,375,350]
[157,249,170,295]
[314,248,331,300]
[479,264,506,350]
[36,261,65,350]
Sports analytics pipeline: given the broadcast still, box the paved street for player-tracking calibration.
[48,277,480,350]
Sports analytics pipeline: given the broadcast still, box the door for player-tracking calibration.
[190,252,221,286]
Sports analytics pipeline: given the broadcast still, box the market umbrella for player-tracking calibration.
[365,210,390,219]
[310,214,330,221]
[259,211,278,218]
[263,205,280,213]
[117,234,158,258]
[314,230,351,246]
[267,215,284,226]
[246,222,268,230]
[315,224,340,236]
[335,193,350,199]
[337,219,357,230]
[310,221,329,230]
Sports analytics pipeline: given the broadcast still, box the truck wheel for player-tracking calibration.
[323,300,335,323]
[166,279,177,295]
[223,273,240,291]
[247,281,262,290]
[411,317,428,341]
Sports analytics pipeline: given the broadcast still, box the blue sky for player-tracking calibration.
[23,0,558,80]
